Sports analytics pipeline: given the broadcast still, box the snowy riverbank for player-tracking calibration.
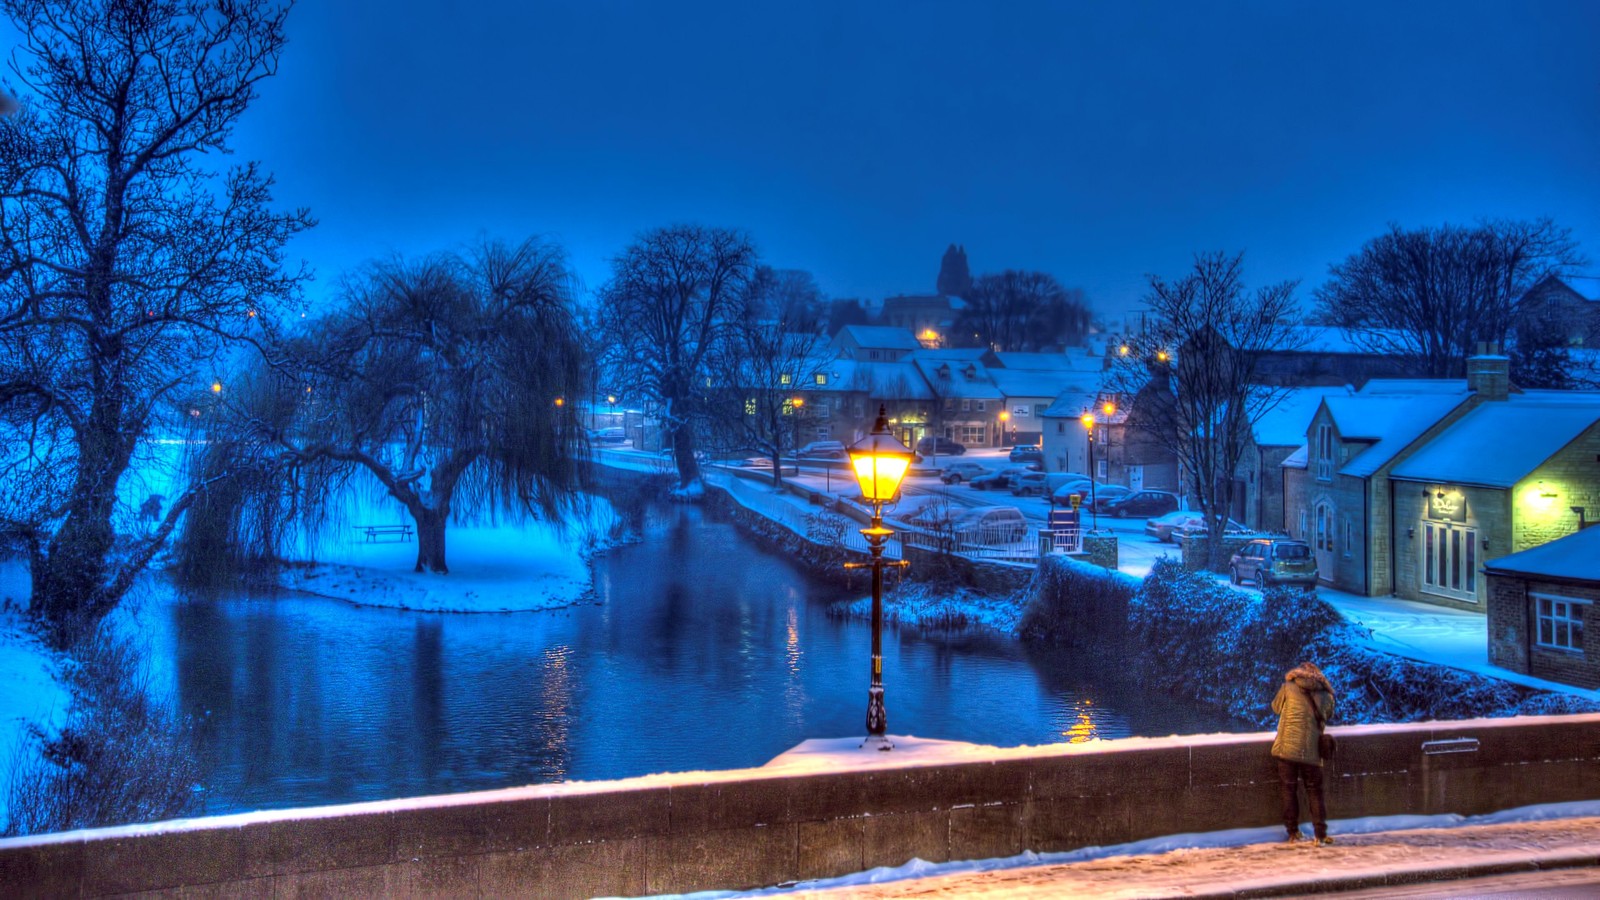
[0,560,69,830]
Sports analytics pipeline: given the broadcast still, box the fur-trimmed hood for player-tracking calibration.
[1286,661,1333,696]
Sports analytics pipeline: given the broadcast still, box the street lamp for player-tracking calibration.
[998,410,1010,447]
[1080,410,1098,532]
[845,405,915,751]
[791,396,805,462]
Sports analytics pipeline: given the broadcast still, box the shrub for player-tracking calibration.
[1018,554,1138,645]
[4,625,202,836]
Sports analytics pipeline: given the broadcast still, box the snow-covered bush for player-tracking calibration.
[3,626,201,836]
[1018,554,1138,645]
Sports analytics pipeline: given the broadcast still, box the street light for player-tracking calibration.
[998,410,1010,446]
[1080,410,1098,532]
[845,405,915,751]
[791,396,805,462]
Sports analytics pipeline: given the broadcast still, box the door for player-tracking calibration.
[1313,501,1335,582]
[1128,465,1144,491]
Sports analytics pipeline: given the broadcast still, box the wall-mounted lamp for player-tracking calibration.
[1575,507,1591,530]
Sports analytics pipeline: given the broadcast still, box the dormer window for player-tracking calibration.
[963,364,977,379]
[936,363,951,379]
[1315,423,1334,481]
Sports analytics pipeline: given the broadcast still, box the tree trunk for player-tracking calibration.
[672,424,701,486]
[31,406,135,647]
[412,506,449,574]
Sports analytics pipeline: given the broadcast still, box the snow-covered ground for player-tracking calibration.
[0,560,68,829]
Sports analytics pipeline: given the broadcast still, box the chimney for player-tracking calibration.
[1466,341,1509,401]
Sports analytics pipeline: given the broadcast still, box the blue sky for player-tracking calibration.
[12,1,1600,317]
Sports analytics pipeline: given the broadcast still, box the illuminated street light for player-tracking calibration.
[845,405,915,751]
[1080,410,1099,531]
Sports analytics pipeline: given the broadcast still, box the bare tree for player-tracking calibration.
[705,267,829,485]
[1315,219,1583,378]
[957,270,1083,351]
[209,238,590,575]
[594,225,757,489]
[0,0,311,645]
[1108,252,1304,570]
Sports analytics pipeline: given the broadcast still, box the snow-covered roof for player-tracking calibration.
[1281,444,1309,469]
[1324,392,1472,478]
[1040,388,1102,419]
[1357,379,1469,395]
[1253,386,1349,447]
[1279,325,1409,356]
[1390,401,1600,488]
[1485,525,1600,582]
[814,359,934,399]
[988,368,1088,399]
[835,325,923,350]
[913,356,1002,399]
[992,351,1090,373]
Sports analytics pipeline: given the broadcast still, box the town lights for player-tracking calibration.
[845,405,915,750]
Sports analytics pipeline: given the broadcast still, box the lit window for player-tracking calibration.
[744,398,756,416]
[814,372,827,385]
[1536,595,1587,652]
[780,372,792,385]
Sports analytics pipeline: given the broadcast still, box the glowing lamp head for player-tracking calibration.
[1103,401,1115,416]
[211,381,222,394]
[792,396,804,408]
[998,411,1009,422]
[554,397,565,407]
[607,395,616,404]
[1156,350,1170,363]
[847,405,916,504]
[1079,411,1094,431]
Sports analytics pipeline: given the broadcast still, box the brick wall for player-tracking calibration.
[1486,574,1531,674]
[8,717,1600,898]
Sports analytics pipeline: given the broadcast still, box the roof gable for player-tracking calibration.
[1391,401,1600,488]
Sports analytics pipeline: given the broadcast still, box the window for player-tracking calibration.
[1535,594,1586,652]
[976,400,986,412]
[744,398,756,416]
[1299,509,1308,540]
[961,425,986,444]
[814,372,827,385]
[852,403,863,418]
[1315,424,1333,481]
[1421,521,1478,601]
[869,350,880,360]
[961,399,971,412]
[780,372,792,385]
[816,403,830,418]
[1342,517,1353,558]
[1034,403,1047,417]
[814,426,831,440]
[1096,459,1107,479]
[1315,503,1333,552]
[1057,422,1064,434]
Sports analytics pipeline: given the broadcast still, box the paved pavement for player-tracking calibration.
[776,816,1600,899]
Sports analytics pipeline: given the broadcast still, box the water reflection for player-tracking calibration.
[138,496,1246,816]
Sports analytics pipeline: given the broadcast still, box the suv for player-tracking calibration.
[970,466,1031,490]
[915,435,967,457]
[1101,490,1180,518]
[797,440,847,459]
[939,461,991,484]
[1009,471,1051,496]
[1230,539,1319,589]
[1008,444,1043,464]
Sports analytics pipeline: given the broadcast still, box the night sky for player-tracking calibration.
[13,1,1600,316]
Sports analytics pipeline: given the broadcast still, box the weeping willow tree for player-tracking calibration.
[179,236,590,576]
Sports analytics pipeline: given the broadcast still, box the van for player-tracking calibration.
[797,440,847,459]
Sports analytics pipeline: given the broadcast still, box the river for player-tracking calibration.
[131,497,1245,817]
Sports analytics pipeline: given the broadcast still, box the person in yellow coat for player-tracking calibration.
[1271,661,1336,844]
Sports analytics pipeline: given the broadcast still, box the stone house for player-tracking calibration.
[1485,524,1600,689]
[1388,391,1600,610]
[831,325,924,363]
[1515,275,1600,349]
[1235,387,1346,531]
[1281,380,1474,594]
[911,350,1006,449]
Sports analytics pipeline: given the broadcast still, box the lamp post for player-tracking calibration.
[791,396,805,465]
[998,410,1010,447]
[1079,410,1098,531]
[845,405,915,751]
[1101,400,1116,486]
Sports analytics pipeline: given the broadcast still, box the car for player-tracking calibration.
[589,426,627,444]
[914,435,967,457]
[1084,484,1134,511]
[1174,516,1250,540]
[951,506,1028,543]
[939,461,992,484]
[1101,490,1181,518]
[1009,471,1052,497]
[1008,444,1043,463]
[970,466,1032,490]
[1049,478,1095,504]
[1230,538,1319,588]
[1145,510,1205,542]
[797,440,847,459]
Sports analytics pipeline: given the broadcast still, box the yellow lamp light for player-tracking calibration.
[999,410,1010,422]
[848,405,916,504]
[1103,401,1115,416]
[1079,411,1094,431]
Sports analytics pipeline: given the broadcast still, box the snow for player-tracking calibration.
[1324,392,1470,478]
[1390,400,1600,487]
[0,561,68,830]
[1484,524,1600,583]
[1251,386,1347,447]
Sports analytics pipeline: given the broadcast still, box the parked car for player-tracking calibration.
[1174,516,1250,540]
[1101,490,1181,518]
[1008,443,1043,463]
[1230,538,1319,588]
[951,506,1028,543]
[915,435,967,457]
[1049,478,1095,505]
[797,440,847,459]
[939,461,992,484]
[1084,484,1134,511]
[1145,510,1205,542]
[588,426,627,444]
[1009,471,1052,497]
[970,466,1031,491]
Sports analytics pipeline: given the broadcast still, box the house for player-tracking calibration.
[802,356,935,448]
[1485,524,1600,689]
[878,295,960,347]
[831,325,924,363]
[1387,389,1600,609]
[1515,275,1600,348]
[1236,387,1347,531]
[989,351,1102,446]
[1281,379,1474,594]
[911,349,1006,449]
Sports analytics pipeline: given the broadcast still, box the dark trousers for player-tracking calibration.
[1276,759,1327,838]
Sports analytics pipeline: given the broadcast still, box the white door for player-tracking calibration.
[1314,502,1335,581]
[1128,465,1144,491]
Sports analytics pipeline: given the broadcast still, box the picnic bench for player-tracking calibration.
[356,524,413,543]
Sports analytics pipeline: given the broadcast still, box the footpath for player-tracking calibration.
[773,815,1600,898]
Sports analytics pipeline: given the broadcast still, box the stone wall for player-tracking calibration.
[7,716,1600,898]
